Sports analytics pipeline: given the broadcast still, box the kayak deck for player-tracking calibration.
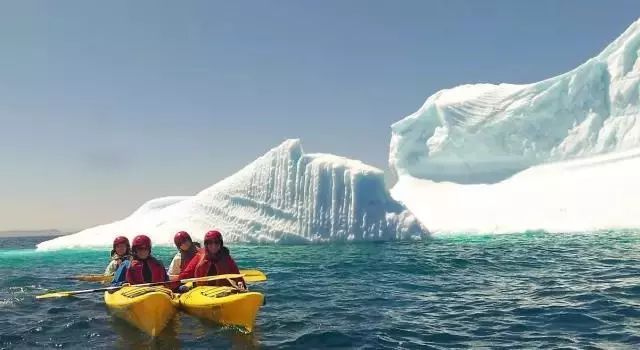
[104,286,177,336]
[177,286,264,332]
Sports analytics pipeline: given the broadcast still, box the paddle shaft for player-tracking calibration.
[37,273,244,299]
[70,269,265,283]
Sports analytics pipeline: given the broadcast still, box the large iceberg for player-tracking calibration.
[38,140,426,250]
[390,19,640,234]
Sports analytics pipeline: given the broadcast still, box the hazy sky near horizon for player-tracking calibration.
[1,1,638,231]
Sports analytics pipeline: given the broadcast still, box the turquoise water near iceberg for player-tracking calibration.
[1,232,640,349]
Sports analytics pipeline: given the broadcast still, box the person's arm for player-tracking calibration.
[104,260,117,276]
[167,253,181,276]
[111,260,129,286]
[227,256,246,289]
[175,254,200,292]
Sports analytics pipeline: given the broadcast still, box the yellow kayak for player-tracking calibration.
[177,286,264,332]
[104,286,177,336]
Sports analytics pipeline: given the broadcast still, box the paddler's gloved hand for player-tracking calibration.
[177,285,191,293]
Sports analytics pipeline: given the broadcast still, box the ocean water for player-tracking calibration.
[1,232,640,349]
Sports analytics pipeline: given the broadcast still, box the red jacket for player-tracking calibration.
[126,257,168,285]
[179,247,245,288]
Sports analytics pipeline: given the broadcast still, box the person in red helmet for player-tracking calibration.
[167,231,201,276]
[111,234,169,285]
[104,236,130,276]
[178,230,245,291]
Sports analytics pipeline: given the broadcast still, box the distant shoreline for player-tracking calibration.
[0,230,72,238]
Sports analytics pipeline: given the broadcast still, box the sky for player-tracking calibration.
[0,0,638,231]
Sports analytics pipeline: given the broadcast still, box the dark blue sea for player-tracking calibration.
[1,232,640,349]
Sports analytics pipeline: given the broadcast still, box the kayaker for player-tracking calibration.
[178,230,246,291]
[112,234,169,285]
[104,236,130,276]
[167,231,201,276]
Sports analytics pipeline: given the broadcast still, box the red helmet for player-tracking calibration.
[204,230,223,245]
[131,234,152,250]
[174,231,192,247]
[113,236,129,247]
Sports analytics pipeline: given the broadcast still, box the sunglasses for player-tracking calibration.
[136,246,150,251]
[205,240,221,245]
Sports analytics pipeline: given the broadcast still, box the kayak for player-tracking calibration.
[177,286,264,332]
[104,286,177,336]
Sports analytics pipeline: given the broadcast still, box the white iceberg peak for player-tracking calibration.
[391,18,640,184]
[38,139,427,250]
[390,18,640,234]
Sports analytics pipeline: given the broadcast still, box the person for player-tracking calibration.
[112,234,169,285]
[178,230,245,291]
[104,236,130,276]
[167,231,201,276]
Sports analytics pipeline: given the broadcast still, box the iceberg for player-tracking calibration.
[37,140,427,250]
[390,19,640,234]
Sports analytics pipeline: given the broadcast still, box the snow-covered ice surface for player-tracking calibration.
[392,148,640,234]
[390,19,640,234]
[38,140,426,250]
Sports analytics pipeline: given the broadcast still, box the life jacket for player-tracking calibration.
[180,243,200,270]
[193,247,244,287]
[126,256,166,285]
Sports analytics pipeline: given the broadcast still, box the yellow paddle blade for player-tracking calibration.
[240,269,267,282]
[36,291,73,299]
[69,274,112,283]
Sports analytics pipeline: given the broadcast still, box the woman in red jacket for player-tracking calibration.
[178,230,245,291]
[125,234,169,285]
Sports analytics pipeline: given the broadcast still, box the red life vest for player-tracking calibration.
[192,247,244,287]
[126,257,166,285]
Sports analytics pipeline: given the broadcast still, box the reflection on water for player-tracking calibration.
[108,312,260,350]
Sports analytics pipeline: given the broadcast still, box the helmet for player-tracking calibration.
[204,230,223,245]
[173,231,192,247]
[113,236,129,247]
[131,235,152,251]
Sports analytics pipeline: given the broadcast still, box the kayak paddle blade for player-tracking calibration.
[36,292,73,299]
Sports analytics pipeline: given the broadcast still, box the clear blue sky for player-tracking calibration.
[0,0,638,231]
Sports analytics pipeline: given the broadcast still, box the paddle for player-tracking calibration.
[169,269,266,283]
[37,273,247,300]
[69,269,267,283]
[67,275,112,283]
